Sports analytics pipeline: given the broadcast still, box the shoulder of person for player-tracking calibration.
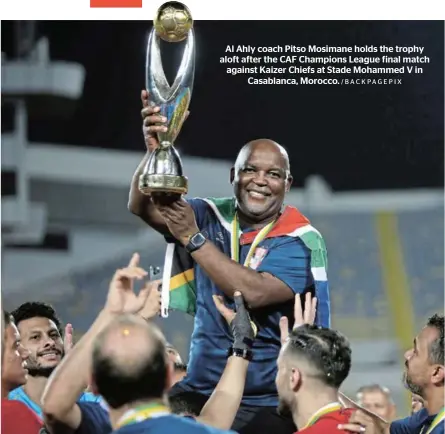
[390,408,429,433]
[7,386,24,399]
[78,391,102,402]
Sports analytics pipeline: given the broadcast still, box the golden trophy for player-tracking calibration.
[139,2,195,196]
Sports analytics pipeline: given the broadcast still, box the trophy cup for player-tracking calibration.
[139,2,195,196]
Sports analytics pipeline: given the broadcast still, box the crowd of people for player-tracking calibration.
[1,90,443,434]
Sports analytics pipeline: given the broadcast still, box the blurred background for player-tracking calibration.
[1,20,444,414]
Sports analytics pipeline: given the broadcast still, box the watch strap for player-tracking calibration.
[227,347,253,361]
[185,232,206,253]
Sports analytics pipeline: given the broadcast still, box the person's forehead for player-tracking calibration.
[361,390,388,403]
[417,326,438,348]
[6,323,20,341]
[244,145,286,166]
[18,317,59,334]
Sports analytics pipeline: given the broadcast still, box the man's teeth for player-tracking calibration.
[41,352,58,357]
[249,191,266,198]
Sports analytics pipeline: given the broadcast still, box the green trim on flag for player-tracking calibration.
[299,231,328,270]
[169,281,197,316]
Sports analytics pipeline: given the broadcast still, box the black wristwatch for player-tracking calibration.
[185,232,207,253]
[227,347,253,361]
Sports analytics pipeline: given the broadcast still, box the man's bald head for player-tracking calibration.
[92,315,169,409]
[234,139,290,176]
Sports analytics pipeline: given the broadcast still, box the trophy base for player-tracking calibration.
[139,173,188,195]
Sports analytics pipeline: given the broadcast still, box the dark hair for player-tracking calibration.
[169,391,207,416]
[285,324,351,389]
[92,322,168,409]
[426,314,444,365]
[11,302,63,335]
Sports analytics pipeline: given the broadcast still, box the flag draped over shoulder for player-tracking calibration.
[160,197,328,321]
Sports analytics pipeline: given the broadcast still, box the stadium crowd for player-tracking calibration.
[1,90,443,434]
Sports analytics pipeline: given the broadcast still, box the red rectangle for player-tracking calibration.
[90,0,142,7]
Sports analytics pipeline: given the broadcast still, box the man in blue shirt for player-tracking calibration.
[8,302,100,420]
[91,314,235,434]
[128,90,331,433]
[339,314,444,434]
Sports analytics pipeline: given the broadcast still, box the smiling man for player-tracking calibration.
[2,311,42,434]
[127,91,330,434]
[8,302,100,420]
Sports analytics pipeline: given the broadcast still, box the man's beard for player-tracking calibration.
[26,351,64,378]
[277,397,293,418]
[27,366,55,378]
[403,371,423,396]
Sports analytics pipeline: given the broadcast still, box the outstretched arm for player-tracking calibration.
[128,90,171,234]
[128,90,191,235]
[196,292,255,430]
[42,254,157,433]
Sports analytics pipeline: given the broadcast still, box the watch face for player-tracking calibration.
[192,233,206,246]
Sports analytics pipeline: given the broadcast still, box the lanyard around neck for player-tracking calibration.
[231,213,275,265]
[116,403,170,429]
[421,408,445,434]
[302,402,343,430]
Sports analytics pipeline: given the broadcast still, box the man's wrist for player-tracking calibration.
[100,308,121,320]
[184,231,207,252]
[180,235,192,246]
[228,346,253,361]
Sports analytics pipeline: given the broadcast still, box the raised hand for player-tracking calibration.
[63,323,74,354]
[213,291,258,352]
[105,253,152,315]
[279,292,318,345]
[141,89,190,153]
[337,403,388,434]
[138,280,162,320]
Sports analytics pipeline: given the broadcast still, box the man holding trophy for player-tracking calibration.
[128,3,331,433]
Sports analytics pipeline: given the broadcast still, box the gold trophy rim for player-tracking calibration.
[139,173,189,195]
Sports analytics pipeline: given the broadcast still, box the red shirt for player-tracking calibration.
[297,408,354,434]
[1,399,42,434]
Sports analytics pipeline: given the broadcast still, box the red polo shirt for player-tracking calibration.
[1,399,42,434]
[297,408,354,434]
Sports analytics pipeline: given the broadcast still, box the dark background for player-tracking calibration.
[2,21,444,191]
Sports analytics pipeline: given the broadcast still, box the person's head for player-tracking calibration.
[231,139,292,225]
[169,391,207,417]
[411,393,425,414]
[403,314,444,398]
[166,343,187,385]
[1,311,29,390]
[91,315,171,409]
[356,385,396,422]
[11,302,64,378]
[276,325,351,417]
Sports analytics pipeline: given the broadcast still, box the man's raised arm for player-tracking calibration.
[42,254,158,433]
[127,90,172,234]
[128,151,169,233]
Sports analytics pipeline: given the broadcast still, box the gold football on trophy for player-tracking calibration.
[154,2,193,43]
